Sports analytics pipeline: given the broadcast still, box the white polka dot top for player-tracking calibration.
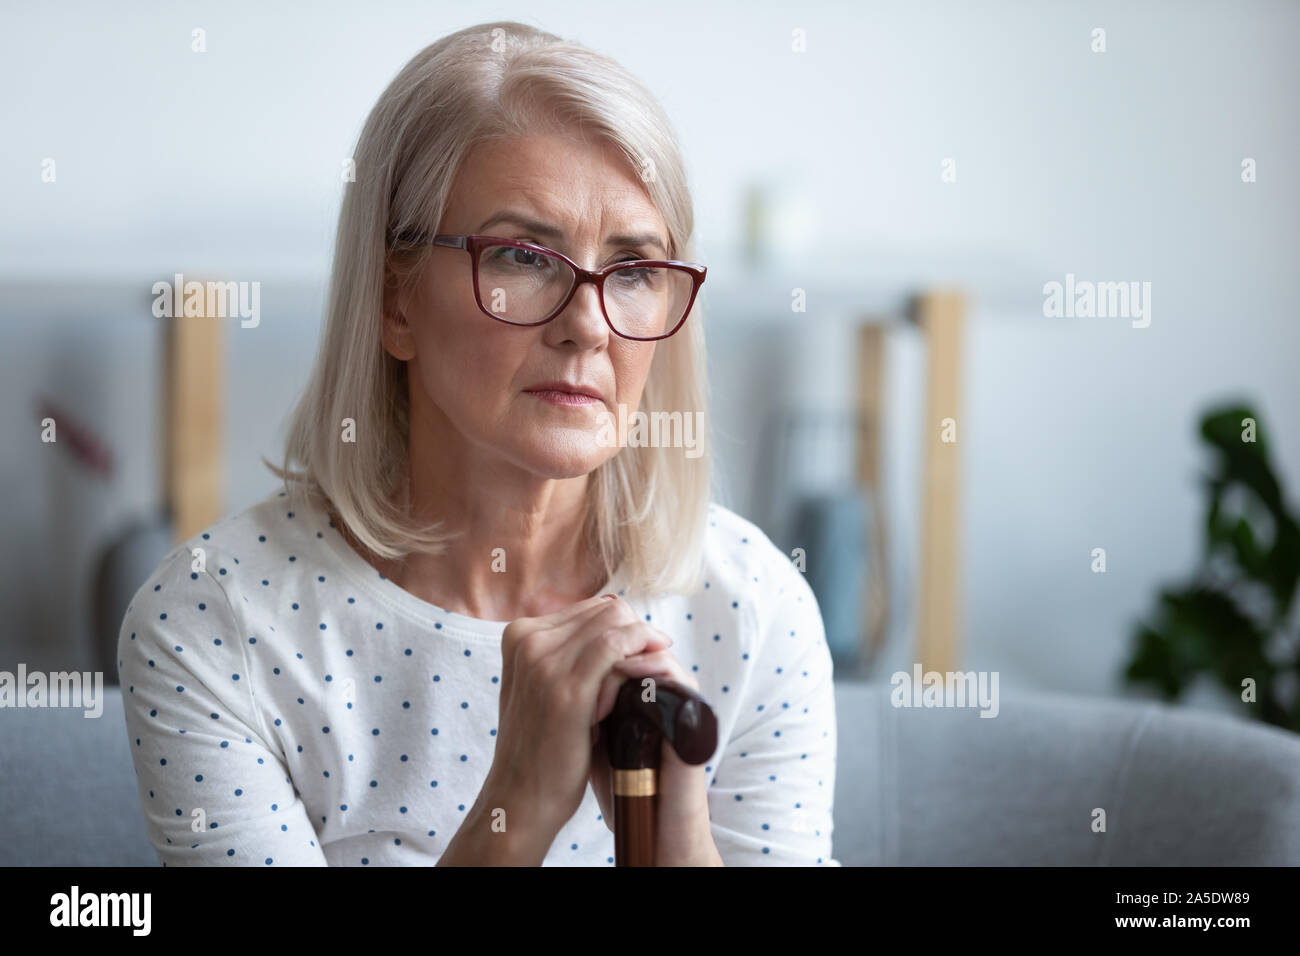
[116,489,840,866]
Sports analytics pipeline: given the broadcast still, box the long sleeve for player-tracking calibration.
[707,545,840,865]
[116,547,328,866]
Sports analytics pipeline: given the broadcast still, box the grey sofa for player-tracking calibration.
[2,681,1297,865]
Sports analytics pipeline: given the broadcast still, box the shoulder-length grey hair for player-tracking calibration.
[270,20,713,598]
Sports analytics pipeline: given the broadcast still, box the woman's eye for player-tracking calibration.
[493,247,544,266]
[611,266,657,287]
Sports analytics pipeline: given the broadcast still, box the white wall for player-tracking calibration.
[2,1,1297,713]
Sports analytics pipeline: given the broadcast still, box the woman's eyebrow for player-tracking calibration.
[477,211,666,255]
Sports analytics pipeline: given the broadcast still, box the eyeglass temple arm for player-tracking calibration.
[432,235,466,249]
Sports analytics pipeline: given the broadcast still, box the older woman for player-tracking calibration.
[118,21,838,866]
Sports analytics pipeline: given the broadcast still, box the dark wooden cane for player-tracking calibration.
[601,677,718,866]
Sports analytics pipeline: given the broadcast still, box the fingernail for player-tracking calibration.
[601,593,617,600]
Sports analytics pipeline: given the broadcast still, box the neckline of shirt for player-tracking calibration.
[300,494,629,641]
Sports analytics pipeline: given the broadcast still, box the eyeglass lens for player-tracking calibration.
[476,243,692,337]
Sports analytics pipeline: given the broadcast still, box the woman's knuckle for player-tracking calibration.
[502,625,534,665]
[517,631,549,667]
[608,601,638,625]
[599,624,638,657]
[502,618,531,643]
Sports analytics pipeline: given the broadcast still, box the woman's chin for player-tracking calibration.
[517,442,613,479]
[531,461,604,480]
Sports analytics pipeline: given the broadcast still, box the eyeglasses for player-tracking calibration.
[395,233,706,341]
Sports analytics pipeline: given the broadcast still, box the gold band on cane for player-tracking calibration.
[612,768,656,797]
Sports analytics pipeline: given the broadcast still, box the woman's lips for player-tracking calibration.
[524,389,601,407]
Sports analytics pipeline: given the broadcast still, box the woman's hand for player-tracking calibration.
[482,592,673,859]
[588,627,723,867]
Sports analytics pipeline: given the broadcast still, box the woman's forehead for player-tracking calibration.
[448,136,667,244]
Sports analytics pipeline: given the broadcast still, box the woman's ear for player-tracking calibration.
[381,265,417,361]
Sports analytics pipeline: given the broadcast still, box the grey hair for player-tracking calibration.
[269,21,713,598]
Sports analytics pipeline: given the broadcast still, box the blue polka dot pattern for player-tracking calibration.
[115,492,838,866]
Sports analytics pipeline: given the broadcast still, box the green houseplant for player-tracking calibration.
[1123,403,1300,733]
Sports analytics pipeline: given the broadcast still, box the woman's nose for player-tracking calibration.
[544,281,609,347]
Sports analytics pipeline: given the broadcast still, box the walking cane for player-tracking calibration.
[600,676,718,866]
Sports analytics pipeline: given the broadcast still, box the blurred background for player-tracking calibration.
[3,0,1298,731]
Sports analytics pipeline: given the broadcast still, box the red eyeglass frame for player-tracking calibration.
[400,233,707,342]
